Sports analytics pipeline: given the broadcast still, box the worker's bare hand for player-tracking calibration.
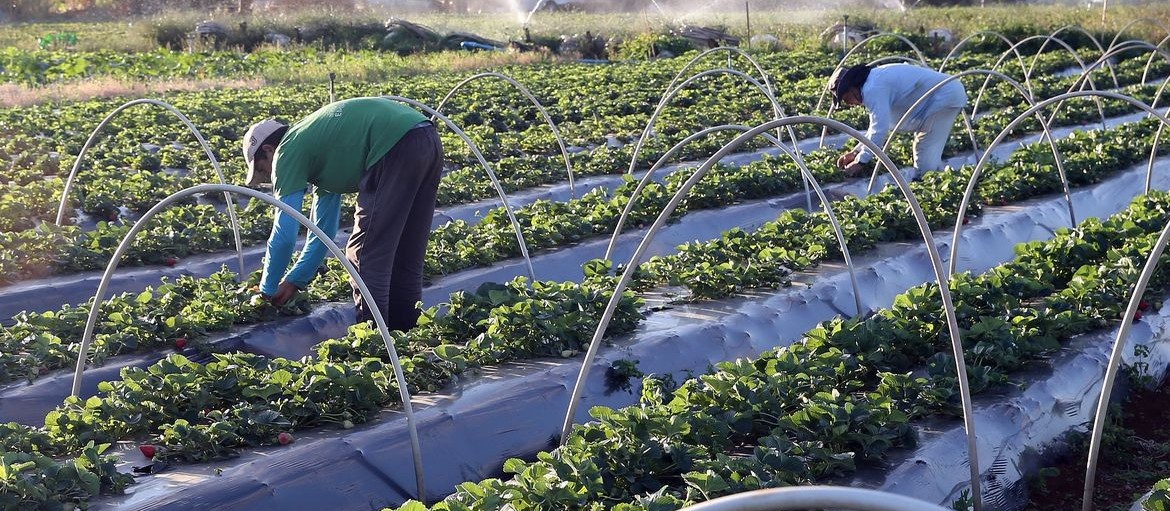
[836,151,858,169]
[271,281,300,306]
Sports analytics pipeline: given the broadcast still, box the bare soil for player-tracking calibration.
[1025,378,1170,511]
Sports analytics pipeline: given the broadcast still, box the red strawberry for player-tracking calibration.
[1139,300,1150,311]
[175,337,187,350]
[278,432,294,445]
[139,444,157,459]
[1134,310,1144,321]
[164,256,178,267]
[962,216,969,225]
[106,210,119,222]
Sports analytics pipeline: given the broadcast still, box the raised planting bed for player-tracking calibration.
[4,106,1150,427]
[84,150,1170,510]
[869,298,1170,509]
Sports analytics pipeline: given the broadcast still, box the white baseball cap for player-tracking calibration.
[242,119,286,187]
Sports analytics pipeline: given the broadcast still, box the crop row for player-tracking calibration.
[392,187,1170,511]
[14,135,1164,507]
[0,75,1163,509]
[0,48,1134,286]
[0,43,1097,221]
[0,91,1156,435]
[3,99,1165,393]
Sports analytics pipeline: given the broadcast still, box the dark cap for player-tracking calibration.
[829,64,872,108]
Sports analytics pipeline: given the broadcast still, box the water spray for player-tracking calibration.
[648,0,669,18]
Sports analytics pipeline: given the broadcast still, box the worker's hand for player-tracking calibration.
[842,162,869,178]
[271,281,300,307]
[836,151,858,169]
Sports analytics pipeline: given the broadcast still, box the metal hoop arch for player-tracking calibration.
[830,54,936,156]
[607,124,804,259]
[938,31,1024,78]
[1049,41,1170,178]
[948,91,1170,276]
[1030,25,1117,89]
[665,46,777,102]
[69,183,426,499]
[814,32,930,116]
[816,56,932,149]
[1082,38,1170,90]
[54,98,245,276]
[973,34,1105,128]
[1105,17,1170,54]
[602,123,864,317]
[1081,207,1170,511]
[381,95,536,281]
[625,68,803,179]
[864,69,1074,232]
[1139,34,1170,86]
[683,487,951,511]
[1066,39,1170,94]
[867,55,931,68]
[561,115,985,511]
[1065,40,1170,196]
[433,72,577,198]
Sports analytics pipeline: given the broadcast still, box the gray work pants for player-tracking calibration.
[912,106,963,173]
[348,124,443,330]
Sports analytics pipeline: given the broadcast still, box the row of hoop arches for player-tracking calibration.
[58,20,1170,510]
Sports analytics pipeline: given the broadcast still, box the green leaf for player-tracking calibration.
[270,369,293,386]
[434,345,464,360]
[397,500,430,511]
[502,458,526,474]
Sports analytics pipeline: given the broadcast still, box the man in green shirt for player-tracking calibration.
[242,97,443,330]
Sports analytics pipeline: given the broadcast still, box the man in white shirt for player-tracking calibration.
[830,63,968,178]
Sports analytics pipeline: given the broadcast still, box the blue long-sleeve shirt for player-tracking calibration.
[260,188,342,296]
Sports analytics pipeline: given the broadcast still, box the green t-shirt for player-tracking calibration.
[272,97,428,197]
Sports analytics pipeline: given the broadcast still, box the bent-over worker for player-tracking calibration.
[830,63,968,178]
[242,97,443,330]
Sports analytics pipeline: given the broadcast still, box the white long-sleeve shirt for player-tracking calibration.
[854,64,968,164]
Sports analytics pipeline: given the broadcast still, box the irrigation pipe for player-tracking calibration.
[683,487,951,511]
